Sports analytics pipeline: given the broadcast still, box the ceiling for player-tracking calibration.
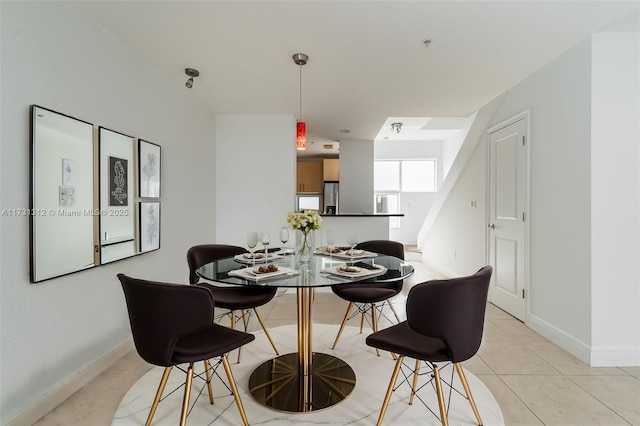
[72,1,638,157]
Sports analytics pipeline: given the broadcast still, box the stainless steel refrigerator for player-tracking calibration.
[323,181,339,214]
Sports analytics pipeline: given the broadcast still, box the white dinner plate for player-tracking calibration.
[315,247,378,260]
[228,266,298,281]
[233,253,278,263]
[321,264,387,279]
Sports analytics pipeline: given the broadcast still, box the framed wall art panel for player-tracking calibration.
[139,201,160,253]
[138,140,161,198]
[98,127,136,263]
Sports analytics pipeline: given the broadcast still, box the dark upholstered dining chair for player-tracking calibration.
[365,266,493,426]
[118,274,254,426]
[187,244,279,362]
[331,240,405,354]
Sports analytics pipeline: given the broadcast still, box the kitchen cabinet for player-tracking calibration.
[323,159,339,181]
[297,161,323,193]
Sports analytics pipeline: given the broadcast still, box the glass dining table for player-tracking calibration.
[196,249,414,413]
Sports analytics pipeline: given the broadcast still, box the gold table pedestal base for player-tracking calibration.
[248,352,356,412]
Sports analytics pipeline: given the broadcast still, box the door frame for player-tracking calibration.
[485,110,531,323]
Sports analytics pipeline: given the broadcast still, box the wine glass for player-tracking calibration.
[346,232,358,257]
[279,227,289,253]
[262,232,271,262]
[247,231,258,268]
[325,229,336,261]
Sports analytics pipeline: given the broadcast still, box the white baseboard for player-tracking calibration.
[527,314,592,365]
[590,345,640,367]
[420,256,460,278]
[7,340,134,426]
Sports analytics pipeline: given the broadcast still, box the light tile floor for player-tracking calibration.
[34,260,640,426]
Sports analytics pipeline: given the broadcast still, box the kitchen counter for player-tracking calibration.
[319,213,404,217]
[317,214,403,245]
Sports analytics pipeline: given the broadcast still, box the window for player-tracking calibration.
[297,195,320,211]
[401,160,436,192]
[374,161,400,191]
[375,159,437,193]
[374,159,437,228]
[375,193,401,228]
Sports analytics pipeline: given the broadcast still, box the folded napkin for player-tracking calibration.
[314,247,378,259]
[233,253,278,264]
[228,266,297,281]
[321,264,387,279]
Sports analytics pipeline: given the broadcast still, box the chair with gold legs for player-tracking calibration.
[365,266,493,425]
[118,274,255,426]
[331,240,405,354]
[187,244,279,362]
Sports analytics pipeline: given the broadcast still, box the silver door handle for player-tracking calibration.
[487,223,495,230]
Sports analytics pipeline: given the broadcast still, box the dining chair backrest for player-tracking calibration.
[406,266,493,363]
[355,240,405,260]
[187,244,247,284]
[355,240,405,291]
[118,273,215,366]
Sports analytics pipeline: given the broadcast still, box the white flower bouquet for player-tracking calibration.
[286,211,323,261]
[286,210,323,234]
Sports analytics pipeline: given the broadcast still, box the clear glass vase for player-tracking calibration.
[297,230,314,263]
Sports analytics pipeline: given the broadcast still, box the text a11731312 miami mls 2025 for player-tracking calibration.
[1,208,129,217]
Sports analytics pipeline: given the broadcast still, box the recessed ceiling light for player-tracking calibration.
[339,129,350,134]
[323,144,334,150]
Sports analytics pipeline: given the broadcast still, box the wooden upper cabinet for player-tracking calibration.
[296,161,323,193]
[323,159,339,181]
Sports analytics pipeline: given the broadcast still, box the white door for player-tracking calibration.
[487,116,528,321]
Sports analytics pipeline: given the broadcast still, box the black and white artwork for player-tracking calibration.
[59,185,75,206]
[139,202,160,253]
[62,159,76,186]
[138,140,161,198]
[109,156,128,206]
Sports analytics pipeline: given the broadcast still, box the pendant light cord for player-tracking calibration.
[299,64,303,122]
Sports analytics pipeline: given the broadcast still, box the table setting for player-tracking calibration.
[195,215,415,413]
[228,264,299,281]
[320,259,388,279]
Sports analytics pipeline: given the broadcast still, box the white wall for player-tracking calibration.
[0,2,216,422]
[421,24,640,365]
[441,112,477,179]
[418,94,503,256]
[339,140,374,213]
[590,31,640,365]
[215,115,296,247]
[375,140,442,244]
[422,139,488,278]
[491,38,594,349]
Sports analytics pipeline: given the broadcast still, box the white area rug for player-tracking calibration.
[113,324,504,425]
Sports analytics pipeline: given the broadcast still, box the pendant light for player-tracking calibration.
[293,53,309,150]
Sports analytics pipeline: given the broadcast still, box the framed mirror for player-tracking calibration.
[98,127,137,264]
[30,106,97,282]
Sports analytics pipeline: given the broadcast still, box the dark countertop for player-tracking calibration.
[320,213,404,217]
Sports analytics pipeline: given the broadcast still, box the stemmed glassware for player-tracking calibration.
[326,229,336,261]
[247,231,258,268]
[262,232,271,263]
[279,227,289,253]
[346,232,358,258]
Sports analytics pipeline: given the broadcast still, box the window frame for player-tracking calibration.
[374,158,438,229]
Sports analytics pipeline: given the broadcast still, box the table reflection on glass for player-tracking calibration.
[196,251,414,413]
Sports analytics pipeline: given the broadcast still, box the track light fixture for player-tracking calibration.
[391,122,403,133]
[185,68,199,89]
